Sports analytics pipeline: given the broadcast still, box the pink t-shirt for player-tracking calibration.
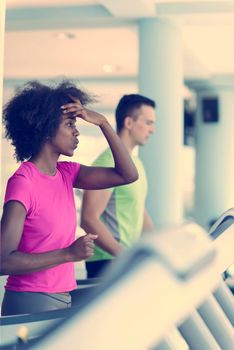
[4,161,80,293]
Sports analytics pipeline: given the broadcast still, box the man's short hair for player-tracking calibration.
[115,94,156,133]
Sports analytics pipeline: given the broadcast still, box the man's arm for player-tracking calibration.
[142,209,155,233]
[80,189,122,256]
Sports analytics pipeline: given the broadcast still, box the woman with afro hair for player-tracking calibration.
[0,80,138,315]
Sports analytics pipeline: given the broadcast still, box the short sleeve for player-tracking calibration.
[93,149,115,193]
[57,162,81,186]
[4,174,32,213]
[93,149,114,168]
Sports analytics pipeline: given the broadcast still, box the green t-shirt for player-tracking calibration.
[89,148,148,261]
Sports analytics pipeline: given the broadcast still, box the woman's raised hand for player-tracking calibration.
[61,98,107,127]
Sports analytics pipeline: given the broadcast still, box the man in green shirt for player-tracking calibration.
[81,94,156,277]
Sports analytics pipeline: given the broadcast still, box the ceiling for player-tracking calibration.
[3,0,234,83]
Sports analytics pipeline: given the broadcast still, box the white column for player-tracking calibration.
[139,18,184,229]
[190,77,234,228]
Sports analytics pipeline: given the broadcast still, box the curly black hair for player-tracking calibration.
[3,80,94,162]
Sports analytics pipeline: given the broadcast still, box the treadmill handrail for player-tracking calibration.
[208,207,234,239]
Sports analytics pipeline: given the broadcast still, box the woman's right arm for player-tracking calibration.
[0,201,97,275]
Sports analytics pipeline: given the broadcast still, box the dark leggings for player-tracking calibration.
[1,290,71,316]
[85,260,112,278]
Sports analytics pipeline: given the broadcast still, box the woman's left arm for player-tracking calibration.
[62,101,138,190]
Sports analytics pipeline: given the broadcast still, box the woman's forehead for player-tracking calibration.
[61,113,76,121]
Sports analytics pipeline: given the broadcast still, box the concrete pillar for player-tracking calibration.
[189,76,234,228]
[138,18,184,229]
